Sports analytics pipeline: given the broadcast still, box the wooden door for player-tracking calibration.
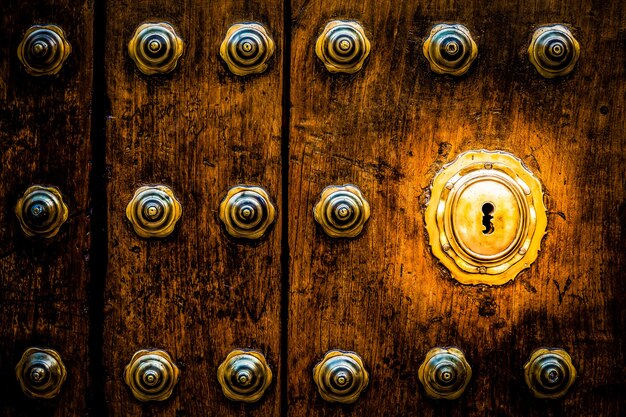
[1,0,625,416]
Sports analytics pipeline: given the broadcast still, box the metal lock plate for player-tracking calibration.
[425,150,547,285]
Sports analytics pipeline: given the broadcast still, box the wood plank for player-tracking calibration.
[102,1,284,415]
[0,0,94,415]
[288,0,626,415]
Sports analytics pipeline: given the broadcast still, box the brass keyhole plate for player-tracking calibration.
[425,150,547,285]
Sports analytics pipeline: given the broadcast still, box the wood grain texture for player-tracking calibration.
[102,1,283,416]
[287,1,626,416]
[0,1,93,416]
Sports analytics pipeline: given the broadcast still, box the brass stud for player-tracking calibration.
[15,347,67,399]
[313,350,369,404]
[219,185,276,240]
[313,184,370,238]
[425,150,547,285]
[15,185,68,238]
[524,348,576,399]
[315,20,371,74]
[128,22,184,75]
[124,349,180,402]
[423,24,478,76]
[217,349,273,403]
[125,185,182,238]
[17,25,71,76]
[418,347,472,400]
[220,23,275,76]
[528,25,580,78]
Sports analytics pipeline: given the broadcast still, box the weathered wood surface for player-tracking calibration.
[102,1,284,416]
[1,0,625,416]
[0,0,94,415]
[287,0,626,416]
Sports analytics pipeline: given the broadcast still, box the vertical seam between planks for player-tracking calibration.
[280,0,292,416]
[88,0,109,415]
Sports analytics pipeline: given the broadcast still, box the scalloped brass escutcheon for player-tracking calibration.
[220,23,275,76]
[313,184,370,238]
[524,348,576,399]
[15,185,69,238]
[15,347,67,399]
[124,349,180,402]
[126,185,182,238]
[219,185,276,240]
[315,20,371,74]
[313,350,369,404]
[423,23,478,76]
[425,150,547,285]
[18,25,71,76]
[128,22,184,75]
[528,25,580,78]
[217,349,272,403]
[418,347,472,400]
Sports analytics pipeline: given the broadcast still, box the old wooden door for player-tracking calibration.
[1,0,625,416]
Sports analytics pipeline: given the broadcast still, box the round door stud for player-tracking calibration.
[315,20,371,74]
[219,185,276,240]
[313,350,369,404]
[524,348,576,399]
[126,185,182,238]
[313,184,370,238]
[220,23,275,76]
[418,347,472,400]
[15,185,69,238]
[423,23,478,76]
[528,25,580,78]
[128,22,184,75]
[15,347,67,399]
[425,150,547,286]
[124,349,180,402]
[217,349,272,403]
[18,25,71,76]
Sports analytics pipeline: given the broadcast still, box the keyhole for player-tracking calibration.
[481,202,495,235]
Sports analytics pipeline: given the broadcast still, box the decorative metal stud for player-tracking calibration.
[219,185,276,240]
[124,349,180,402]
[15,347,67,399]
[15,185,68,238]
[128,22,184,75]
[217,349,273,403]
[313,184,370,238]
[528,25,580,78]
[17,25,71,76]
[126,185,182,238]
[220,23,275,76]
[524,348,576,399]
[418,347,472,400]
[313,350,369,404]
[423,24,478,76]
[425,150,547,285]
[315,20,371,74]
